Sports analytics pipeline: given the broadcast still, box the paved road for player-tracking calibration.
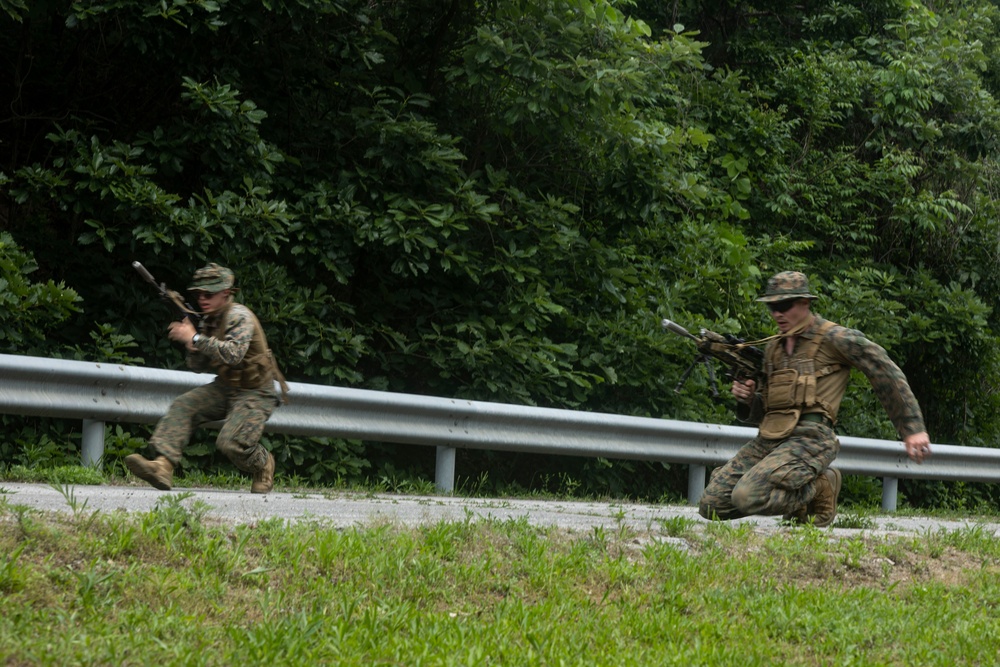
[2,482,998,537]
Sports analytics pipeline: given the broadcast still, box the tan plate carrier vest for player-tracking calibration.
[758,319,843,440]
[207,302,290,403]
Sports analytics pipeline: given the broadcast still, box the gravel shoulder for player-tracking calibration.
[2,482,997,538]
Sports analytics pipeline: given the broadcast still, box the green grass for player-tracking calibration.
[1,464,105,486]
[1,493,999,666]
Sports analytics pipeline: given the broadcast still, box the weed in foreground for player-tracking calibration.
[658,515,697,537]
[834,512,877,530]
[0,543,27,593]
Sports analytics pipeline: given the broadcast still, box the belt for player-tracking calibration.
[799,412,833,428]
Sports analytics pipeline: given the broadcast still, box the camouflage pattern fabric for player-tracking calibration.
[188,302,259,371]
[755,270,819,303]
[753,315,924,436]
[188,263,235,293]
[699,312,925,521]
[148,295,279,473]
[148,380,275,472]
[821,322,925,437]
[699,421,837,520]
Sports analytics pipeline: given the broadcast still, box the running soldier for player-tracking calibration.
[699,271,931,526]
[125,263,288,494]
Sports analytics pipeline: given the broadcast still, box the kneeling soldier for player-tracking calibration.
[700,271,931,526]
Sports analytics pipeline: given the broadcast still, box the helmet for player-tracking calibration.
[755,271,819,303]
[188,263,235,293]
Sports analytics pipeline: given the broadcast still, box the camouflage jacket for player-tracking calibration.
[186,301,277,394]
[750,315,926,438]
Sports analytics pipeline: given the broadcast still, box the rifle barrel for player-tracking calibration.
[132,261,158,286]
[661,319,699,341]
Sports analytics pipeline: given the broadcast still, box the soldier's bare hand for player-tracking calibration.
[167,319,196,347]
[731,379,756,403]
[903,431,931,464]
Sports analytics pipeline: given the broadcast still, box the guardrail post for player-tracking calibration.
[687,464,706,505]
[435,445,456,493]
[881,477,898,512]
[81,419,105,469]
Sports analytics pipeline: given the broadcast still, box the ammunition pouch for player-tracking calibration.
[766,368,798,409]
[759,408,801,440]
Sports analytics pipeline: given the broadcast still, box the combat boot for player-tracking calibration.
[251,451,275,494]
[810,467,842,527]
[782,467,842,527]
[124,454,174,491]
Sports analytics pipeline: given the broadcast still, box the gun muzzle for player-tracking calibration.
[132,261,157,285]
[661,319,699,340]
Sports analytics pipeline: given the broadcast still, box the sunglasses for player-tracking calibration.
[767,299,800,313]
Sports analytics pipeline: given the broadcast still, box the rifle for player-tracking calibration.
[661,319,764,399]
[132,261,202,327]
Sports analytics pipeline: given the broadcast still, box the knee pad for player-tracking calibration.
[730,484,752,513]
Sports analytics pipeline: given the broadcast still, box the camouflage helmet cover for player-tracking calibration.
[755,271,819,303]
[188,263,236,293]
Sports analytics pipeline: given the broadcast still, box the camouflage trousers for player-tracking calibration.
[698,421,839,521]
[149,379,278,473]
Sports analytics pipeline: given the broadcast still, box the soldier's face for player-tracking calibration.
[768,298,811,333]
[195,289,231,314]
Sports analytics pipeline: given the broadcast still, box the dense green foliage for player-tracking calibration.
[2,0,1000,504]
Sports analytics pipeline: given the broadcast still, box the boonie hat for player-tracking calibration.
[756,270,819,303]
[188,263,235,293]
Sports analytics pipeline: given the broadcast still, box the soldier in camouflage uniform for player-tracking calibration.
[698,271,931,526]
[125,263,288,494]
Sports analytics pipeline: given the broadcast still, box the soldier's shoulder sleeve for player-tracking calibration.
[223,304,256,339]
[823,323,877,366]
[825,324,926,436]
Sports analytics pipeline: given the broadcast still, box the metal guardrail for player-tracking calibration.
[0,353,992,511]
